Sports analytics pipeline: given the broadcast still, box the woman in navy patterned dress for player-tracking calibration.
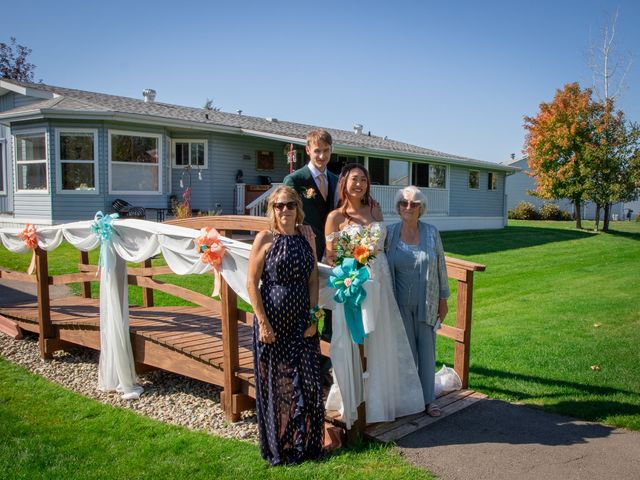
[246,185,324,465]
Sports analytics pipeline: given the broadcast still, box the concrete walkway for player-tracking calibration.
[398,398,640,480]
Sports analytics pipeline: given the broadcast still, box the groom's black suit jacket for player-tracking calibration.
[283,164,339,260]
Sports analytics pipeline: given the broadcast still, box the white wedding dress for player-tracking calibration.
[324,222,425,427]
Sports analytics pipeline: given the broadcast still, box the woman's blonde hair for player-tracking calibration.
[266,185,305,230]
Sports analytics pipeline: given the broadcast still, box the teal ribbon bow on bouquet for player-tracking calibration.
[328,257,370,344]
[90,211,119,270]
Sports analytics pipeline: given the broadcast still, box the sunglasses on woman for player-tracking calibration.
[273,201,297,211]
[399,200,421,209]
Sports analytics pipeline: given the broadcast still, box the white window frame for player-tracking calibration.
[171,139,208,168]
[55,128,99,194]
[488,172,498,191]
[0,139,6,195]
[468,170,480,190]
[409,162,448,190]
[108,129,163,195]
[428,163,448,190]
[14,129,49,194]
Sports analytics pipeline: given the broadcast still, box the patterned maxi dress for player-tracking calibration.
[253,233,324,465]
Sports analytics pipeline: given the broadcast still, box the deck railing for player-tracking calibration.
[243,183,282,216]
[0,214,483,434]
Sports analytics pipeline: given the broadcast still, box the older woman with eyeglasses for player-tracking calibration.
[385,186,450,417]
[246,185,324,465]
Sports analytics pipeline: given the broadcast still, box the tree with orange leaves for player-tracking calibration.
[523,83,600,229]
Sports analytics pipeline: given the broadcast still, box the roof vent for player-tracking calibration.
[266,117,278,122]
[353,124,363,135]
[142,88,156,103]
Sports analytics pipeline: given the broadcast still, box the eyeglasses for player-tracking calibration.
[399,200,421,209]
[273,201,297,211]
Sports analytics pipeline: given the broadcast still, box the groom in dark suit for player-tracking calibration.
[284,129,339,351]
[283,129,339,261]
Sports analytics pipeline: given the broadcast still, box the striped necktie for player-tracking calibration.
[318,173,328,201]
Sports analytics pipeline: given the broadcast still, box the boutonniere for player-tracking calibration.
[303,187,317,199]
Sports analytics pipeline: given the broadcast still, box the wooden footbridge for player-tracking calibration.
[0,215,485,441]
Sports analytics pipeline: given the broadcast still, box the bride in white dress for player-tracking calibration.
[323,164,424,427]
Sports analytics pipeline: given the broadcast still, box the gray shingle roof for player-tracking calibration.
[0,79,516,171]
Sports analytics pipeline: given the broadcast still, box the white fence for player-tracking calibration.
[371,185,449,216]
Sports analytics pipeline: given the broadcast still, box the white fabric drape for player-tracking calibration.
[0,219,370,415]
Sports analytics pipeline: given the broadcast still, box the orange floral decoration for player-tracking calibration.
[353,244,370,265]
[194,227,226,297]
[19,224,38,275]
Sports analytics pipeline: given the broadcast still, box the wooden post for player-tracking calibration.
[79,251,92,298]
[219,230,241,422]
[454,271,474,388]
[347,344,367,442]
[35,247,54,359]
[141,258,154,308]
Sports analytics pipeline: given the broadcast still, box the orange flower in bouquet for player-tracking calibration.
[353,244,371,265]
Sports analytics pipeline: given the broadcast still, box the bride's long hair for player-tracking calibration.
[338,163,374,222]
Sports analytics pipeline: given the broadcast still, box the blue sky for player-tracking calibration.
[5,0,639,164]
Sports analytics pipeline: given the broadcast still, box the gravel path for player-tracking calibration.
[0,332,259,442]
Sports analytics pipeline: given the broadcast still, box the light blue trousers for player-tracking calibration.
[398,304,436,404]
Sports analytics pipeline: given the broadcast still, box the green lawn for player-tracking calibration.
[437,220,640,430]
[0,359,432,480]
[0,219,639,477]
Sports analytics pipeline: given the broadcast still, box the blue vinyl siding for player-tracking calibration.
[11,123,53,222]
[449,166,505,217]
[50,122,170,222]
[50,121,105,222]
[2,92,44,110]
[1,93,55,219]
[0,86,511,226]
[169,132,291,215]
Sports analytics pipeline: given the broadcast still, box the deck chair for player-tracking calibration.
[112,198,146,218]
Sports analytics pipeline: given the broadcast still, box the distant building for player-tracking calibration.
[505,157,634,221]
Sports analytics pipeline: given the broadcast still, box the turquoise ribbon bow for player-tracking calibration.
[91,211,119,270]
[328,257,370,344]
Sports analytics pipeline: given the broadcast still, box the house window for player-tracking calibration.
[411,163,446,188]
[328,154,364,176]
[172,140,207,168]
[488,172,497,190]
[368,157,388,185]
[429,164,446,189]
[109,131,161,194]
[389,160,409,186]
[15,132,47,192]
[57,129,98,193]
[469,171,480,189]
[411,163,428,187]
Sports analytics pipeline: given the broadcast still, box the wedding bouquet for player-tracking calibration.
[328,223,381,345]
[332,223,381,268]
